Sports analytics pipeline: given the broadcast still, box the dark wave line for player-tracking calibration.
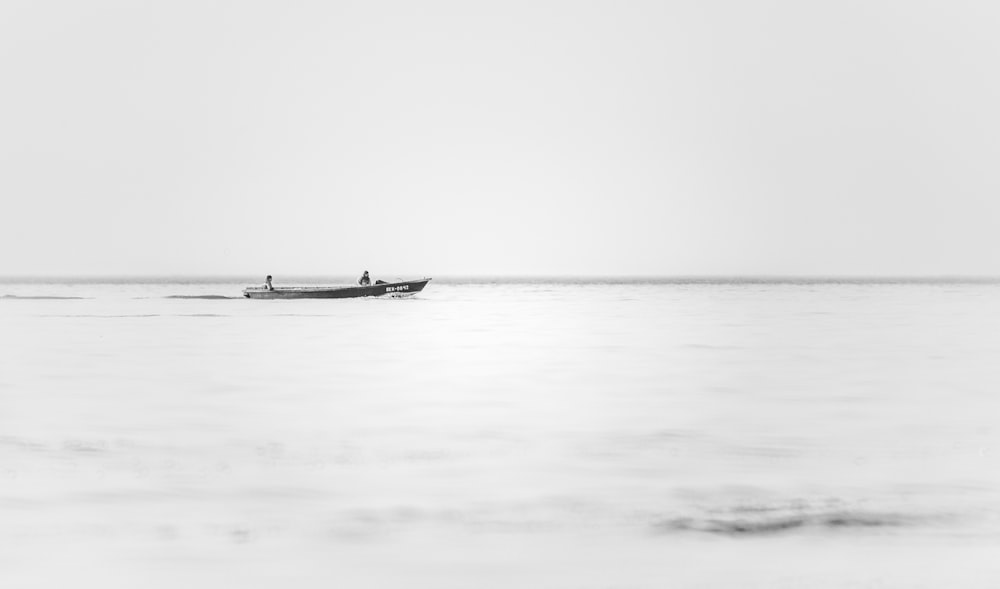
[653,510,915,536]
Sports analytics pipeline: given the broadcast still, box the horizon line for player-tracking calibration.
[3,273,1000,283]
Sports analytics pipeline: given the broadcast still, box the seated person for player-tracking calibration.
[358,270,371,286]
[264,275,274,290]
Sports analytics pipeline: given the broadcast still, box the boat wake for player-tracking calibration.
[163,295,241,300]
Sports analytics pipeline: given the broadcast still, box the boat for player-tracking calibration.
[242,278,431,299]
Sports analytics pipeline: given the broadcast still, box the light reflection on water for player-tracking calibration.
[2,280,1000,587]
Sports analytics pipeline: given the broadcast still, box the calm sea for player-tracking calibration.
[2,278,999,588]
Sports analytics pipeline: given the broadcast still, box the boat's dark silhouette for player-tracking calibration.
[243,278,430,299]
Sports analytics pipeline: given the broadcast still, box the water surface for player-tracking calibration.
[3,279,999,587]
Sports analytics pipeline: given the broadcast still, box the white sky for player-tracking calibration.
[2,1,999,277]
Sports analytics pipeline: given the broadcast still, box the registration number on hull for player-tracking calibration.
[385,285,409,293]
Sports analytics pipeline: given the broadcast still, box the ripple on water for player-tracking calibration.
[650,497,950,537]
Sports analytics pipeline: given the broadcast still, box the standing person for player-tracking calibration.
[358,270,371,286]
[264,275,274,290]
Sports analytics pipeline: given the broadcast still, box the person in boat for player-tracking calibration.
[264,275,274,290]
[358,270,371,286]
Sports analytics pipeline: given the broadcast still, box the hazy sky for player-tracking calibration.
[2,1,999,276]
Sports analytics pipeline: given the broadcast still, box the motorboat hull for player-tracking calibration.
[243,278,431,299]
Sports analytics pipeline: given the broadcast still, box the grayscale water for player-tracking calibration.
[3,279,999,587]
